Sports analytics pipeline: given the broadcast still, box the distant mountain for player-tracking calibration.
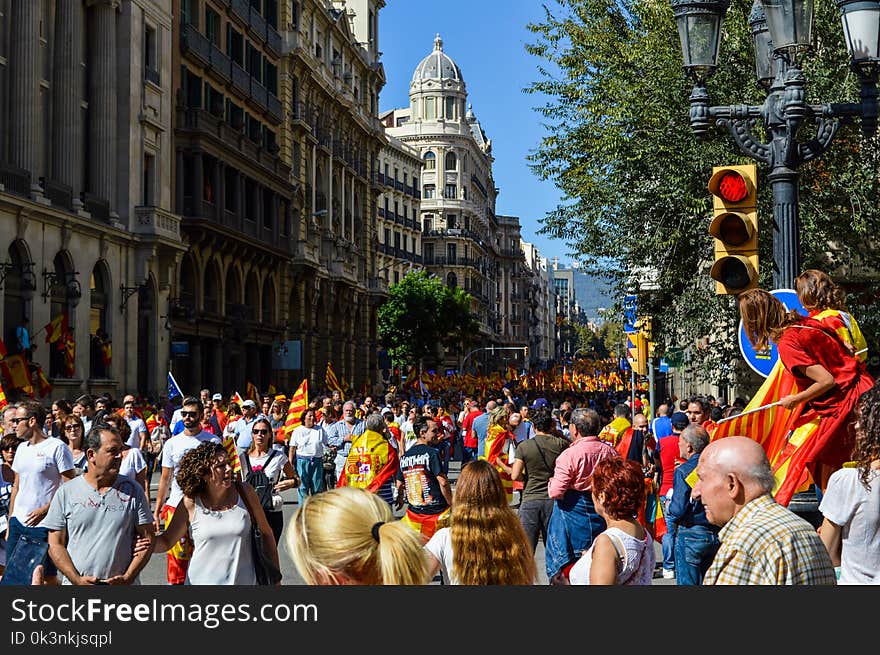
[572,269,614,323]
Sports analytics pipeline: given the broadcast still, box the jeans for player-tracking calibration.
[662,498,676,571]
[461,446,477,465]
[7,517,56,577]
[544,490,606,580]
[518,498,555,553]
[674,525,720,586]
[296,456,325,504]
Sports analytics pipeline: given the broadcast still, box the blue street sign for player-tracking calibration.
[738,288,807,377]
[658,358,669,373]
[623,295,637,333]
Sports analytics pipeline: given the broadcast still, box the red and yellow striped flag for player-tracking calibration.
[221,435,242,475]
[0,376,7,412]
[282,379,308,439]
[231,391,244,406]
[44,313,68,344]
[245,381,259,402]
[325,361,345,399]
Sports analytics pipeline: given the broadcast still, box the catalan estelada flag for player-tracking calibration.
[221,435,242,476]
[44,313,68,344]
[337,429,399,493]
[282,379,308,441]
[325,361,344,399]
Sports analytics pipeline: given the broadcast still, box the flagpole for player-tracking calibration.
[715,401,781,425]
[168,371,183,398]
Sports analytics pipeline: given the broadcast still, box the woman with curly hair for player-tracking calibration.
[425,459,535,585]
[568,458,655,585]
[287,486,428,585]
[818,382,880,583]
[154,442,278,585]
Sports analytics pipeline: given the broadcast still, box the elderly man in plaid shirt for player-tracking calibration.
[693,436,835,585]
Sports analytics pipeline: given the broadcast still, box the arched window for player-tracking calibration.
[4,241,33,355]
[423,151,436,170]
[49,252,78,379]
[445,151,457,171]
[446,272,457,288]
[90,262,111,379]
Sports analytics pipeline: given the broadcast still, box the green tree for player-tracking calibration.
[526,0,880,386]
[377,270,479,371]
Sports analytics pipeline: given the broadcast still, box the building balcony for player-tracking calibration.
[0,165,31,197]
[293,240,321,269]
[42,179,73,211]
[282,29,300,56]
[134,205,182,241]
[181,23,211,68]
[209,46,232,85]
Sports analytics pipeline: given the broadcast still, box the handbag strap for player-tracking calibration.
[234,481,259,528]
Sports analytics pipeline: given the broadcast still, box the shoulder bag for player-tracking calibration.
[235,481,283,586]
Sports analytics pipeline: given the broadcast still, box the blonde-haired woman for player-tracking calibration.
[425,459,535,585]
[287,486,429,585]
[481,405,515,504]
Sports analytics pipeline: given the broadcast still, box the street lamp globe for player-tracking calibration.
[749,0,776,88]
[671,0,731,81]
[835,0,880,70]
[761,0,814,57]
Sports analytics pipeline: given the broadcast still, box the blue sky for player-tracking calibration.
[378,0,575,268]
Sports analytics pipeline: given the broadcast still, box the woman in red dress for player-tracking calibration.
[738,289,873,503]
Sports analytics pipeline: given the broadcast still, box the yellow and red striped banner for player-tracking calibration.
[282,379,308,440]
[325,361,345,399]
[221,435,242,475]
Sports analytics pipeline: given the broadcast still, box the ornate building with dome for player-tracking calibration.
[382,35,509,372]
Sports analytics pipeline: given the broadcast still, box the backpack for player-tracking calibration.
[243,450,278,513]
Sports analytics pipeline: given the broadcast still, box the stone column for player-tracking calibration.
[8,0,41,192]
[88,0,120,213]
[340,166,346,237]
[53,0,85,206]
[175,150,185,213]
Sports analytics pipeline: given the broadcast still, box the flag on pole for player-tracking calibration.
[245,381,259,403]
[44,313,68,344]
[231,391,244,406]
[419,377,431,399]
[267,383,277,396]
[325,361,345,399]
[167,371,183,400]
[282,379,309,439]
[34,364,52,398]
[61,330,75,377]
[221,435,242,475]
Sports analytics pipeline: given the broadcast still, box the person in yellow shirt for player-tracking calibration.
[598,403,631,447]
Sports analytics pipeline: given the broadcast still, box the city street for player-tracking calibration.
[138,458,671,586]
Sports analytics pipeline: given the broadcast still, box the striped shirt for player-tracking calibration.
[703,494,836,585]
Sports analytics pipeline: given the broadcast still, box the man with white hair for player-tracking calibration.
[693,436,835,585]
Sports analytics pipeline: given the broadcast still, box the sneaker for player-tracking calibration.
[662,568,675,579]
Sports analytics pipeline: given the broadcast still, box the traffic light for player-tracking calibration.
[627,332,648,377]
[707,164,759,295]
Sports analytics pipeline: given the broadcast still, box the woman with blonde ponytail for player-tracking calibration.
[287,486,429,585]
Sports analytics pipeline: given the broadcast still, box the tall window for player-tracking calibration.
[206,7,221,46]
[144,25,158,78]
[423,185,435,199]
[445,184,457,199]
[423,152,435,170]
[424,243,434,262]
[445,151,457,170]
[143,154,154,205]
[447,243,456,260]
[445,96,455,119]
[424,96,435,120]
[423,216,432,232]
[447,273,457,288]
[447,214,457,229]
[89,264,110,379]
[227,26,244,65]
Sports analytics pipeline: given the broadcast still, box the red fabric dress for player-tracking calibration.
[775,317,874,496]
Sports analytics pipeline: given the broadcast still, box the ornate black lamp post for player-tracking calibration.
[671,0,879,288]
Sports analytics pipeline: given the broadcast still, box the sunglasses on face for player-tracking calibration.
[65,425,81,431]
[11,417,27,425]
[252,428,269,435]
[180,411,199,418]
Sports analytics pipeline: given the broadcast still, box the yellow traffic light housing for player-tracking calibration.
[707,164,759,295]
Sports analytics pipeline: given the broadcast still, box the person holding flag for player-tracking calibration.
[337,413,398,507]
[729,289,873,506]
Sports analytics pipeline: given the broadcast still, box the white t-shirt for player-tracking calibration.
[11,437,75,528]
[290,425,329,458]
[160,431,221,509]
[819,467,880,584]
[119,448,147,481]
[125,416,148,449]
[425,527,458,585]
[240,451,286,486]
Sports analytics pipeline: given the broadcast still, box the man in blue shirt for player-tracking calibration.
[666,424,720,585]
[472,400,495,459]
[651,403,673,439]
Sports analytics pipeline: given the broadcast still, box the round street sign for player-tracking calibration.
[738,288,807,377]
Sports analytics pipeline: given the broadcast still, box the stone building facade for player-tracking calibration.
[496,215,528,369]
[0,0,182,401]
[522,241,556,366]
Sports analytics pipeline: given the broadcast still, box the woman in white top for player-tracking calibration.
[819,383,880,584]
[568,458,655,585]
[154,441,278,585]
[289,409,331,503]
[242,417,299,543]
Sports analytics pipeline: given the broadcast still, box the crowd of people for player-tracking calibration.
[0,271,878,586]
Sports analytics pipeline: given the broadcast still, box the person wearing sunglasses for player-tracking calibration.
[152,396,221,585]
[242,418,299,543]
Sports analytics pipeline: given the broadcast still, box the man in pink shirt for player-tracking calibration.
[545,408,619,583]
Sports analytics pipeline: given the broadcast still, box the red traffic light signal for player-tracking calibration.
[707,165,759,295]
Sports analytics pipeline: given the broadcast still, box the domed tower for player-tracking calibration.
[409,34,468,124]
